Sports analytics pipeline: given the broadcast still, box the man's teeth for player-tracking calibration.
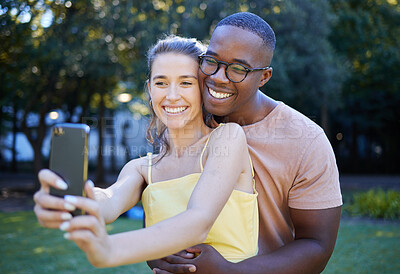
[164,106,187,114]
[209,88,233,99]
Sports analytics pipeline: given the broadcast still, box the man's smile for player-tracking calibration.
[209,88,234,99]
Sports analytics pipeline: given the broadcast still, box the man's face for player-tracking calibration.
[200,25,272,120]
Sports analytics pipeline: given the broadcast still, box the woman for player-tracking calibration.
[34,36,258,268]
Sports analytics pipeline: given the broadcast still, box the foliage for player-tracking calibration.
[266,0,343,130]
[329,0,400,173]
[1,0,399,174]
[0,211,151,273]
[345,189,400,219]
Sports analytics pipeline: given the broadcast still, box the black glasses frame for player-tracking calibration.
[198,55,271,83]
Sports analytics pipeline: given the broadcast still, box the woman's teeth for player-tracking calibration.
[164,106,188,114]
[209,88,233,99]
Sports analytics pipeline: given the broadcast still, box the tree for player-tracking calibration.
[329,0,400,173]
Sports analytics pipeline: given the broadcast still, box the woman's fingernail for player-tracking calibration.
[59,222,70,231]
[87,180,94,188]
[64,195,78,204]
[63,233,71,240]
[189,266,196,273]
[56,179,68,190]
[64,202,76,211]
[61,212,72,220]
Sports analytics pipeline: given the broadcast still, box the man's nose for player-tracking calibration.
[210,64,230,84]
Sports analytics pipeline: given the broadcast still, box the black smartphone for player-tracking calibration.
[49,123,90,215]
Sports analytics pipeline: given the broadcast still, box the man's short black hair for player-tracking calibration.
[216,12,276,53]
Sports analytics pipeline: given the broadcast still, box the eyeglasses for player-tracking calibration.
[199,55,270,83]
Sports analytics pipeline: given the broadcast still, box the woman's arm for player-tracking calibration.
[64,123,250,267]
[95,157,147,224]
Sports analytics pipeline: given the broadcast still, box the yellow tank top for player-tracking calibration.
[142,126,259,262]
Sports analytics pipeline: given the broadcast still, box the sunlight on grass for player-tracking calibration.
[375,230,397,237]
[3,215,25,223]
[33,246,45,254]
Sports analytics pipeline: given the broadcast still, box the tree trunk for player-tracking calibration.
[11,98,18,172]
[95,90,105,185]
[32,141,43,181]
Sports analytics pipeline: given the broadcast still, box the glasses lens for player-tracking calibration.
[200,56,218,75]
[226,64,247,82]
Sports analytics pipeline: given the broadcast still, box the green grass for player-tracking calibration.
[1,212,399,273]
[0,211,151,273]
[324,218,400,274]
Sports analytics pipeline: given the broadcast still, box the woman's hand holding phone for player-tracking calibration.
[34,169,77,228]
[57,182,113,268]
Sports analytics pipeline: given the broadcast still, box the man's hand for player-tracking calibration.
[148,250,196,274]
[150,244,230,274]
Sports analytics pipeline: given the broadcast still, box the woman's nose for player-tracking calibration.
[166,86,180,101]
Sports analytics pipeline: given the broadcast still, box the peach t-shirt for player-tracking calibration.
[241,102,342,255]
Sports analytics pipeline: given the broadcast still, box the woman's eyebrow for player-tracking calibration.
[179,75,198,79]
[152,75,198,81]
[152,75,167,81]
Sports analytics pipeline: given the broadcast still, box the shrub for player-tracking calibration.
[345,189,400,219]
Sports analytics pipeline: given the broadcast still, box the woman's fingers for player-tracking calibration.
[64,195,101,218]
[33,190,75,211]
[84,180,96,200]
[34,204,73,228]
[38,169,68,192]
[60,214,102,234]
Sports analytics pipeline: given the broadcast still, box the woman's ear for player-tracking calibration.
[146,79,151,94]
[258,67,273,88]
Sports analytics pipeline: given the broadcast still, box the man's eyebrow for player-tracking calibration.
[205,50,252,67]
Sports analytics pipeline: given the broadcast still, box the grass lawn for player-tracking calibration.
[0,211,151,273]
[1,212,399,273]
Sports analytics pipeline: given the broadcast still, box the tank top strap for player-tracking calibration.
[200,124,223,172]
[248,155,257,194]
[147,152,153,185]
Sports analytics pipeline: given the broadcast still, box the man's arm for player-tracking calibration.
[152,206,341,274]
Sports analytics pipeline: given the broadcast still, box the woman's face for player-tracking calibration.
[148,53,203,131]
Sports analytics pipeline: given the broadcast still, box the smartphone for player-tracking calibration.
[49,123,90,215]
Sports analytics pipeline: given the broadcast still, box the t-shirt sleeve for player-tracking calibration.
[288,132,343,209]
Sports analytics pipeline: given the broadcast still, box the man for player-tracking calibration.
[149,12,342,274]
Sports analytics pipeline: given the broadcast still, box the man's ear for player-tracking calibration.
[258,67,273,88]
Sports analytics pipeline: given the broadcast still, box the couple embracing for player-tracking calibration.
[34,12,342,274]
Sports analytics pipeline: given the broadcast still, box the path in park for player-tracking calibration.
[0,172,399,213]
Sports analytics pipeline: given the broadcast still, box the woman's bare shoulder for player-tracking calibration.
[118,155,154,180]
[210,122,246,146]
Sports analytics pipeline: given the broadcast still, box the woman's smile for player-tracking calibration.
[163,106,189,114]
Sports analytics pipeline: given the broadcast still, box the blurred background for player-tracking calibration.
[1,1,400,273]
[0,0,399,187]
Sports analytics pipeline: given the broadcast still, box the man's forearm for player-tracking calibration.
[223,239,332,274]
